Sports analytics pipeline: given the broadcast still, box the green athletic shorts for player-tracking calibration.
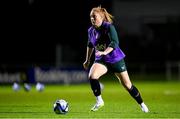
[95,59,127,73]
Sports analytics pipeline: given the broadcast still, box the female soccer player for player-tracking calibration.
[83,6,149,113]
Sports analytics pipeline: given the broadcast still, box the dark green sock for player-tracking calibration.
[128,85,143,104]
[90,79,101,96]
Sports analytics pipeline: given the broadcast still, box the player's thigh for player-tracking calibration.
[89,63,108,79]
[115,71,132,90]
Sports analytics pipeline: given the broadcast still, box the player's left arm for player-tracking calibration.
[96,47,113,56]
[96,25,119,56]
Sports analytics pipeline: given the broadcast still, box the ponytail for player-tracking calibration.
[101,7,114,23]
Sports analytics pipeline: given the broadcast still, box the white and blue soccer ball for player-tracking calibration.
[53,99,69,114]
[36,82,45,92]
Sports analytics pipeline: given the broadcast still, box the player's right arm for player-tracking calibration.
[84,28,94,70]
[83,47,94,70]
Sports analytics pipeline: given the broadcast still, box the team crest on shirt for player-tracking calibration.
[96,43,106,51]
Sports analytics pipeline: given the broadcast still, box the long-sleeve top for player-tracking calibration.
[87,21,125,63]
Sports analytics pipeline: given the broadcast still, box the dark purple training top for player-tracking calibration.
[88,21,125,63]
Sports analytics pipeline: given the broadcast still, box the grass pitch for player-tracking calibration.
[0,79,180,118]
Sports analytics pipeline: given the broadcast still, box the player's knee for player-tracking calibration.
[123,82,132,90]
[88,73,100,80]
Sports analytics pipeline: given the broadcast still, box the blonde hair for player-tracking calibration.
[90,6,114,23]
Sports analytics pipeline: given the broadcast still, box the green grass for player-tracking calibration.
[0,80,180,118]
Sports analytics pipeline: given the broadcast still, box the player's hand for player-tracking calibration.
[83,60,90,70]
[95,51,105,57]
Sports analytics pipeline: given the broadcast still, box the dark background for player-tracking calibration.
[1,0,180,73]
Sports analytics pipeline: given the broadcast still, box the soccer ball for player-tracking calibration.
[53,99,69,114]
